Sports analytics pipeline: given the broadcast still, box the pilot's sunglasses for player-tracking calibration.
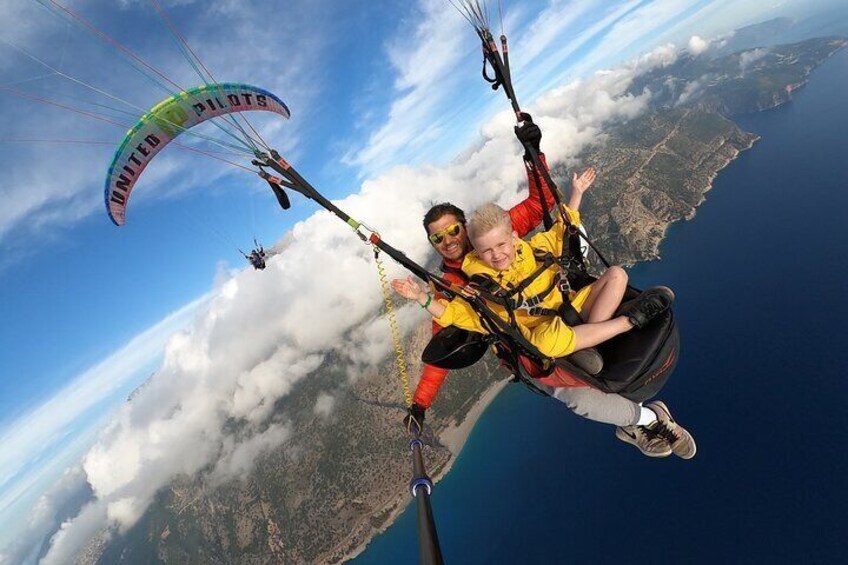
[428,222,463,244]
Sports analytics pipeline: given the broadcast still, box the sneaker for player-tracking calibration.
[645,400,697,459]
[568,347,603,375]
[620,286,675,328]
[615,425,672,458]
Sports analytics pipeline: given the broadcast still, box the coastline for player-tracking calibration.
[339,379,509,564]
[646,130,761,262]
[437,380,510,458]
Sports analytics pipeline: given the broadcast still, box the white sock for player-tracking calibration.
[636,406,658,427]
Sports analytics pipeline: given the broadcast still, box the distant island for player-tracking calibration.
[75,35,847,565]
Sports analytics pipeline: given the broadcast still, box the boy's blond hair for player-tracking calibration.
[467,202,512,242]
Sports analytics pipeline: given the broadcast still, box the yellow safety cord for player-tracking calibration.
[372,245,413,408]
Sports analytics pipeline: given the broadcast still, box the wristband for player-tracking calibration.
[419,294,432,309]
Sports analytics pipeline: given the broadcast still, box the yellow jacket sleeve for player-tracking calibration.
[528,205,581,256]
[433,298,485,334]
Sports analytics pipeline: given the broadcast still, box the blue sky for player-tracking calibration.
[1,0,844,562]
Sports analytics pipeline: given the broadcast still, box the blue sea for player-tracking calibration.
[355,48,848,564]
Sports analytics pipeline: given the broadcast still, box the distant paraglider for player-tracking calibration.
[242,239,267,270]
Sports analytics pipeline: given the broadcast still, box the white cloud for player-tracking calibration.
[314,393,335,418]
[39,503,108,565]
[210,423,292,485]
[0,465,89,565]
[529,44,674,164]
[687,35,711,55]
[342,0,469,176]
[740,47,769,70]
[0,294,207,547]
[676,78,706,106]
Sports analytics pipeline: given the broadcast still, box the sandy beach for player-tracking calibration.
[437,380,509,457]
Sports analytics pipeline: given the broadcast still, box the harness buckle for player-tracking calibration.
[460,285,480,300]
[355,221,379,244]
[556,271,571,293]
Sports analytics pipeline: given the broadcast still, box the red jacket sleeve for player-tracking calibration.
[413,358,449,409]
[508,153,557,238]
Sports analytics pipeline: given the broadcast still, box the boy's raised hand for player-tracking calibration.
[572,166,597,195]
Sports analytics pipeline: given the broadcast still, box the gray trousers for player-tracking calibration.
[552,387,641,427]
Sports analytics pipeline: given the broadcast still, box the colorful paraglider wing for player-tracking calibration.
[105,83,290,225]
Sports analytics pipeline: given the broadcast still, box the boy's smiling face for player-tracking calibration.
[471,225,518,271]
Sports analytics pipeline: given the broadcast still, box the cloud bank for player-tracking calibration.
[0,294,207,545]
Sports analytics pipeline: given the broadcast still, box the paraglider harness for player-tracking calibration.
[434,216,611,395]
[424,205,678,403]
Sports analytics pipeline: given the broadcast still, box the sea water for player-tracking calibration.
[355,48,848,564]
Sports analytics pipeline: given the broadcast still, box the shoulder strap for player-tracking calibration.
[440,261,469,284]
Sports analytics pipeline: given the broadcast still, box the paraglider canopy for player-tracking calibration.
[105,83,290,226]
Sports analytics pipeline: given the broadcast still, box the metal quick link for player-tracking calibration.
[528,306,561,317]
[556,270,570,293]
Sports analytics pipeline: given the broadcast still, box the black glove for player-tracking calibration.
[514,112,542,157]
[403,403,426,436]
